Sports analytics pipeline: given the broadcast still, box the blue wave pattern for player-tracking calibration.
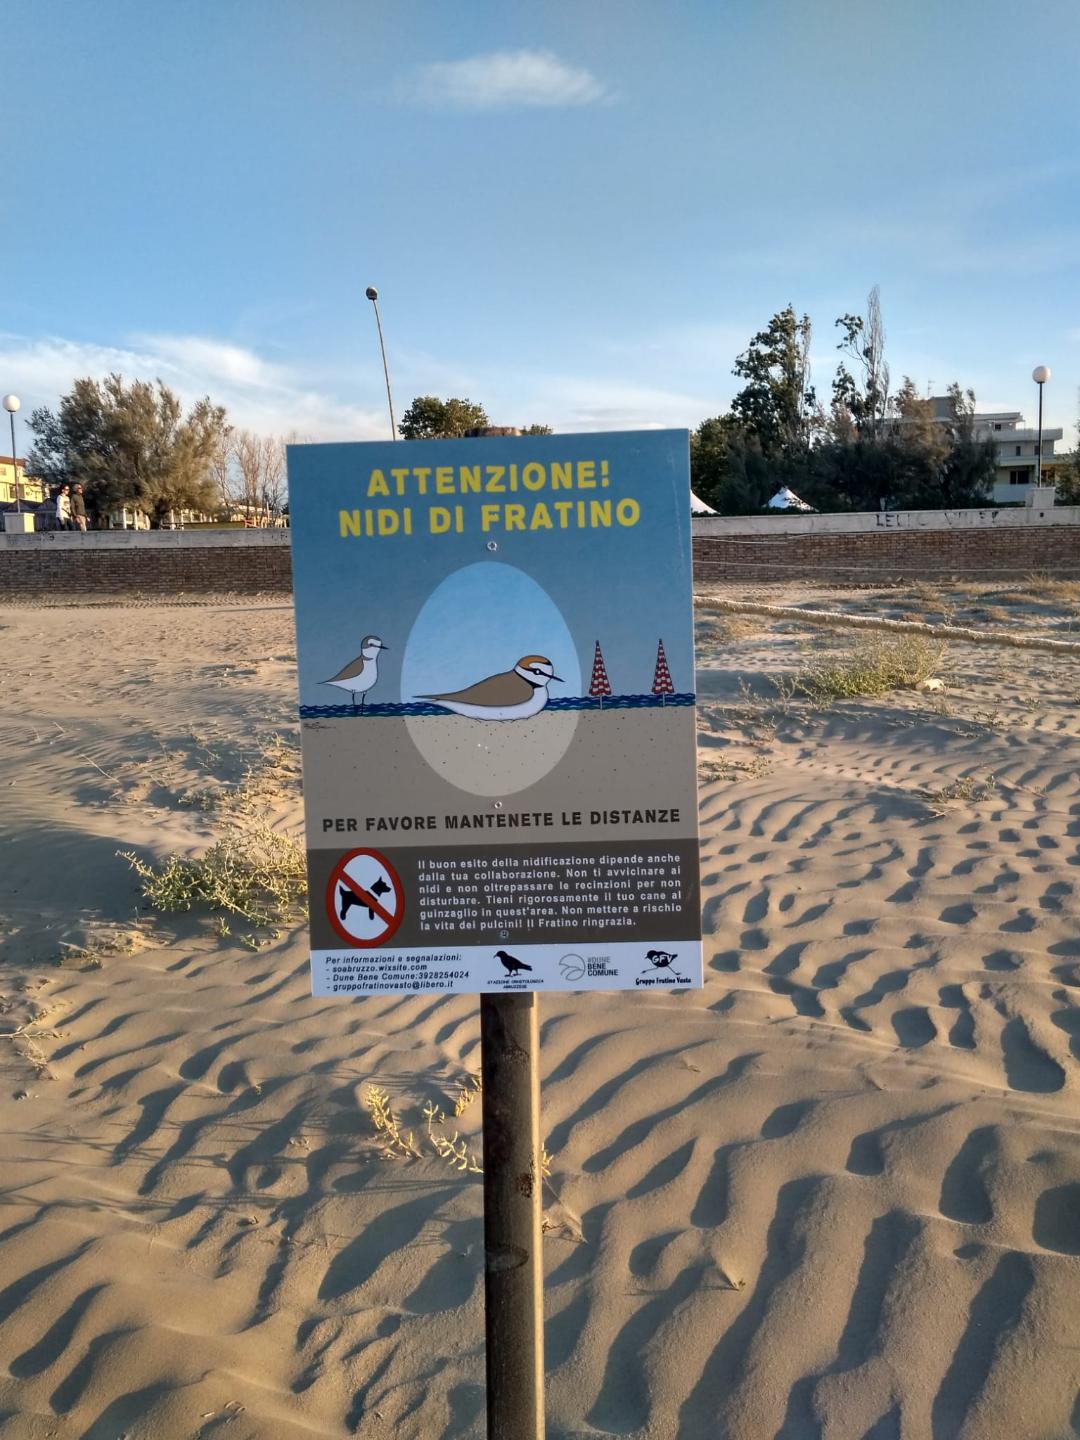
[298,693,697,719]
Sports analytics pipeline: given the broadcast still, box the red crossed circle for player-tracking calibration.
[326,848,405,948]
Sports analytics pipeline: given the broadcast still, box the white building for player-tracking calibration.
[931,397,1064,504]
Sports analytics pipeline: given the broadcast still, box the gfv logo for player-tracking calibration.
[636,948,691,986]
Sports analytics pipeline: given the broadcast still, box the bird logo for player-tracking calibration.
[323,635,388,712]
[559,954,586,981]
[495,949,532,975]
[640,949,679,974]
[419,655,563,721]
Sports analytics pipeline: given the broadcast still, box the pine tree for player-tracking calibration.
[651,640,674,703]
[589,641,612,708]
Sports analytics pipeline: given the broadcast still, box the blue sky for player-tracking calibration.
[401,563,584,700]
[5,0,1079,448]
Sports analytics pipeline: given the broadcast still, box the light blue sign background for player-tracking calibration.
[287,429,694,710]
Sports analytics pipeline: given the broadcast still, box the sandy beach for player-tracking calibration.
[2,587,1079,1439]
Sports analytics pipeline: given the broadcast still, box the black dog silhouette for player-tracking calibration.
[340,876,392,922]
[495,949,532,975]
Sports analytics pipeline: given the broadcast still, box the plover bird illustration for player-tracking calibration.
[495,950,532,975]
[419,655,563,721]
[323,635,388,711]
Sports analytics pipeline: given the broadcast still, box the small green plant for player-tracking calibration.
[120,820,306,930]
[424,1101,483,1172]
[365,1075,553,1179]
[453,1071,483,1117]
[57,932,140,968]
[919,774,997,810]
[970,705,1005,731]
[699,752,772,784]
[777,634,946,705]
[365,1085,423,1159]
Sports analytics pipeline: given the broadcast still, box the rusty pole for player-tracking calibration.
[480,991,544,1437]
[470,426,545,1437]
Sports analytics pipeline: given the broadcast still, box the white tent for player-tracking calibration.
[690,491,717,515]
[767,486,813,512]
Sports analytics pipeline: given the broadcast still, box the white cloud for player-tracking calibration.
[482,370,713,433]
[401,50,609,110]
[4,327,1070,447]
[0,332,388,443]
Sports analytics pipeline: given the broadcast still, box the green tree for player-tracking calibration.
[29,375,227,526]
[1059,463,1080,505]
[518,423,553,436]
[690,415,736,508]
[932,384,995,507]
[730,305,817,460]
[831,285,890,442]
[803,439,904,512]
[398,396,489,439]
[1059,405,1080,503]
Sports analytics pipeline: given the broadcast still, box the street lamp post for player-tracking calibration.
[365,286,397,440]
[3,394,21,513]
[1032,365,1051,489]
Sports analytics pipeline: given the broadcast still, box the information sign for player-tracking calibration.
[288,429,702,994]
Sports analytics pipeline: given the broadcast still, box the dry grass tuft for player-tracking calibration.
[365,1085,424,1160]
[695,612,763,649]
[699,752,773,784]
[1015,573,1080,603]
[918,774,998,813]
[776,634,946,705]
[365,1075,551,1180]
[121,820,306,940]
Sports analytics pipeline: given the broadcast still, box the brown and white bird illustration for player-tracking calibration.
[418,654,563,720]
[323,635,388,711]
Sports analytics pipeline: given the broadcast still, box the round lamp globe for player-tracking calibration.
[1032,365,1051,385]
[2,394,20,413]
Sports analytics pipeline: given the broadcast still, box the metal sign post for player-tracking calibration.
[480,990,544,1437]
[471,427,545,1438]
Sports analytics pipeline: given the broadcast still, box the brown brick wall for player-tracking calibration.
[692,525,1080,583]
[3,524,1079,598]
[0,542,293,597]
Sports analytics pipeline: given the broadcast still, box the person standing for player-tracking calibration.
[56,484,71,531]
[71,483,88,532]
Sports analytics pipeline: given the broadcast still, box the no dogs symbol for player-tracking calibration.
[327,848,404,947]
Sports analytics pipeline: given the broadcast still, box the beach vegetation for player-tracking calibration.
[453,1070,483,1116]
[1014,573,1080,604]
[919,774,997,810]
[56,930,144,968]
[423,1102,483,1173]
[121,820,306,931]
[364,1076,552,1180]
[699,752,772,783]
[777,634,946,704]
[364,1086,424,1160]
[694,608,763,648]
